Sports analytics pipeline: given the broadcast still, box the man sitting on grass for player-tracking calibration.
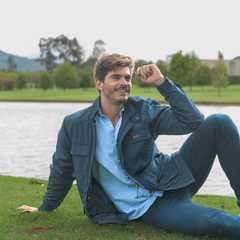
[19,53,240,239]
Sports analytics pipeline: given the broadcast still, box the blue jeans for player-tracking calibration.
[140,114,240,239]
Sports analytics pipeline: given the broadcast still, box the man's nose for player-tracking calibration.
[120,77,127,85]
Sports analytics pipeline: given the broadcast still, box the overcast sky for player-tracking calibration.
[1,0,239,62]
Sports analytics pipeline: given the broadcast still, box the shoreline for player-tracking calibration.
[1,99,240,106]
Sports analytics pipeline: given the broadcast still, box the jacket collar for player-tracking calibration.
[123,100,141,123]
[91,96,101,120]
[91,96,141,123]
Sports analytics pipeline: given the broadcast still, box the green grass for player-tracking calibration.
[1,175,238,240]
[1,84,240,104]
[0,88,99,102]
[183,85,240,104]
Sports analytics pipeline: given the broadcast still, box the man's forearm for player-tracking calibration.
[155,76,204,133]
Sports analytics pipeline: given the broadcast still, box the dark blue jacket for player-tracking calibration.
[39,77,204,224]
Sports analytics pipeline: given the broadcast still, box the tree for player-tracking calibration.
[81,40,106,75]
[156,60,168,76]
[134,59,148,69]
[80,72,92,90]
[36,37,57,73]
[3,78,15,90]
[194,65,212,91]
[0,76,3,90]
[212,60,229,96]
[16,73,27,90]
[40,72,51,91]
[36,34,85,73]
[7,56,17,72]
[187,51,201,91]
[53,61,79,90]
[81,55,96,77]
[53,35,85,67]
[169,51,191,86]
[43,50,57,73]
[91,40,106,59]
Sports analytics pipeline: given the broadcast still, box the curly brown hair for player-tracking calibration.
[94,53,135,82]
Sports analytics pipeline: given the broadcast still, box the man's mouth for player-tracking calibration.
[115,88,129,93]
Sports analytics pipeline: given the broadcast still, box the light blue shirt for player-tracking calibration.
[92,107,163,220]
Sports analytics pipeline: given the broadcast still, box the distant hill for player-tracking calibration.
[0,50,45,72]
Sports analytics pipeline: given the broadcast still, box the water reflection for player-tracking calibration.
[1,102,240,197]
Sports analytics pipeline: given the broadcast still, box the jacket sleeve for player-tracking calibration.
[38,116,75,211]
[149,76,204,136]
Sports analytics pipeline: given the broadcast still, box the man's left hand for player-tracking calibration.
[17,205,38,212]
[134,64,165,86]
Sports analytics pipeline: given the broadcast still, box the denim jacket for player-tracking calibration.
[38,77,204,224]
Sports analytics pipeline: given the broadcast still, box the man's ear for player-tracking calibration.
[95,79,103,91]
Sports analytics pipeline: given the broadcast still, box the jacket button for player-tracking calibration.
[136,117,139,120]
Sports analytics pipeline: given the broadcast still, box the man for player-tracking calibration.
[19,53,240,238]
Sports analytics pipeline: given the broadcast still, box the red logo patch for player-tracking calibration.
[133,134,139,139]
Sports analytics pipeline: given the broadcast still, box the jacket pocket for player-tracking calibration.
[145,151,195,190]
[144,153,168,189]
[124,129,151,144]
[71,144,89,156]
[159,152,195,190]
[123,129,152,161]
[71,144,90,194]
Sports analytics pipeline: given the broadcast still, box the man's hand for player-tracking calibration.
[134,64,165,86]
[135,64,165,86]
[17,205,38,212]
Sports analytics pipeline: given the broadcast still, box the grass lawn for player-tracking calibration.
[1,84,240,104]
[1,175,238,240]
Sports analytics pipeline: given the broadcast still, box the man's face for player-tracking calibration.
[96,66,132,106]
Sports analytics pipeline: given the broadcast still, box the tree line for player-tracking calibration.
[0,34,231,96]
[131,51,229,96]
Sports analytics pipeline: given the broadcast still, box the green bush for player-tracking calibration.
[16,73,27,90]
[0,77,3,90]
[40,72,51,91]
[53,61,79,90]
[228,75,240,85]
[3,78,15,90]
[80,72,92,90]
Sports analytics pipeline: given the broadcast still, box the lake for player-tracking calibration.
[1,102,240,197]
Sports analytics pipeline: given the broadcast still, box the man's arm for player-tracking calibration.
[38,116,75,211]
[135,64,204,135]
[18,117,75,212]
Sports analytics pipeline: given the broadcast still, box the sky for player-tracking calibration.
[1,0,239,63]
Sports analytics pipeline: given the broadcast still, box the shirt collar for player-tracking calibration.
[98,106,125,117]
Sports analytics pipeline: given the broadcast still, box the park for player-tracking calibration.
[1,37,240,240]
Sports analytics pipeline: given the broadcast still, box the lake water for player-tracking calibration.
[1,102,240,197]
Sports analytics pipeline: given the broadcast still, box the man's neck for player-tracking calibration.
[100,101,124,128]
